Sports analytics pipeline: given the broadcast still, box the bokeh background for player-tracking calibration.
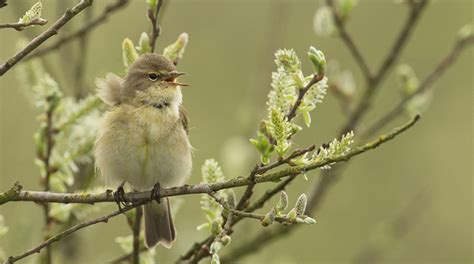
[0,0,472,263]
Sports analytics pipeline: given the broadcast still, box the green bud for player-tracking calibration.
[210,241,223,254]
[295,217,305,224]
[308,46,326,76]
[146,0,158,10]
[211,220,222,236]
[304,217,317,224]
[292,72,305,89]
[285,208,297,221]
[276,191,289,213]
[302,111,311,127]
[295,194,307,216]
[122,38,139,68]
[137,32,151,54]
[457,24,473,42]
[211,254,221,264]
[20,2,42,23]
[313,6,336,37]
[163,33,189,65]
[261,208,276,226]
[250,131,274,165]
[338,0,359,20]
[196,223,210,231]
[397,64,419,96]
[220,235,232,246]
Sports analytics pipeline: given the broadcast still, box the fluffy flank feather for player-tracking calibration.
[95,73,124,106]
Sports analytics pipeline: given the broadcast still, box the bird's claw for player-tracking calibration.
[150,183,162,204]
[114,183,129,210]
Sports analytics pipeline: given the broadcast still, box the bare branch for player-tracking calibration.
[326,0,372,82]
[0,0,94,77]
[363,35,474,137]
[0,18,47,31]
[4,202,145,264]
[148,0,163,52]
[341,0,428,133]
[25,0,129,61]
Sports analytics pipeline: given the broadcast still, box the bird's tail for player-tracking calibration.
[143,198,176,248]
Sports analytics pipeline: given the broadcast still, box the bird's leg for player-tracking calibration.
[150,182,162,204]
[114,181,128,210]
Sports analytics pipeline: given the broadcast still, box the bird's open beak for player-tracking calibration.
[165,71,189,87]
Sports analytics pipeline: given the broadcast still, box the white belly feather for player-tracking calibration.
[94,104,192,190]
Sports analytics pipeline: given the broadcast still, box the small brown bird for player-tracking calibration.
[94,53,192,248]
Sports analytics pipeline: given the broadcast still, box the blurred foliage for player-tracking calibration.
[0,1,472,263]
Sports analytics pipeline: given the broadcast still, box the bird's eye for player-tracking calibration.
[148,73,160,81]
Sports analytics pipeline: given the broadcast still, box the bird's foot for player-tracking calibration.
[114,181,129,210]
[150,183,162,204]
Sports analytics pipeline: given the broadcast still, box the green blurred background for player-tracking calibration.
[0,0,472,263]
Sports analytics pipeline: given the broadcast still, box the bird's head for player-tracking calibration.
[121,53,188,107]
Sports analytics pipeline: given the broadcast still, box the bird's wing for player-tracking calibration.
[179,105,189,134]
[95,73,124,106]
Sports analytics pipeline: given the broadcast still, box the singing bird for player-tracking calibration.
[94,53,192,248]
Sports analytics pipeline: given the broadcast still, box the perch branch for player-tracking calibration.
[0,115,416,206]
[0,18,47,31]
[0,0,94,77]
[25,0,129,61]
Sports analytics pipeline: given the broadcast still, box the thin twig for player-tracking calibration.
[4,202,145,264]
[0,18,47,31]
[132,207,143,264]
[0,0,94,77]
[235,165,260,210]
[25,0,129,61]
[39,104,56,264]
[326,0,372,82]
[256,145,316,174]
[148,0,163,52]
[363,35,474,137]
[73,6,94,99]
[286,74,325,121]
[210,192,301,225]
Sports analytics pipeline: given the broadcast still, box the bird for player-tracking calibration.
[94,53,192,248]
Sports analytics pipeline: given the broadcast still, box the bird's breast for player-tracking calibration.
[95,105,192,190]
